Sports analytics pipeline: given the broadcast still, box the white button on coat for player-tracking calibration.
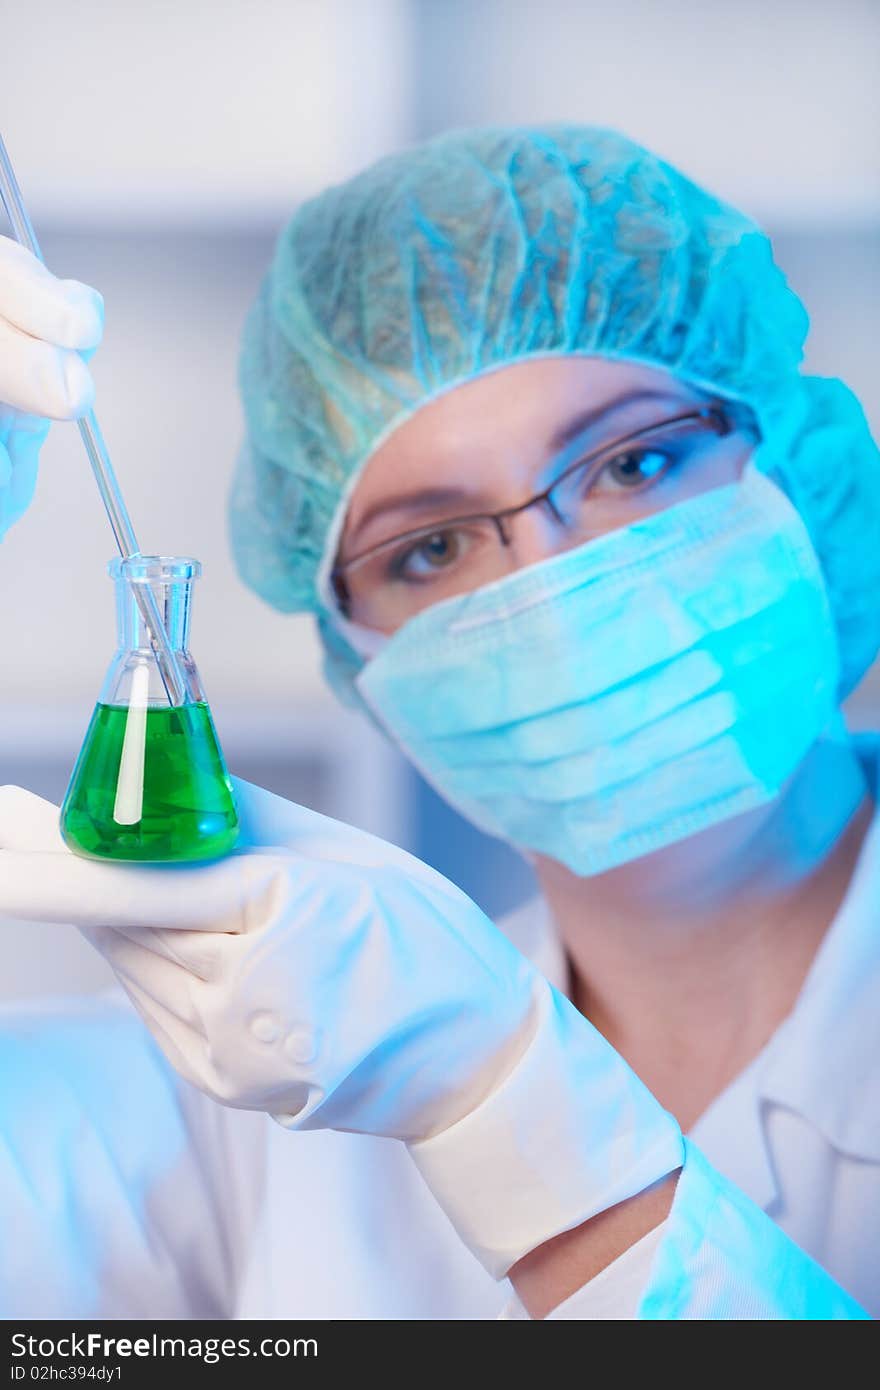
[284,1029,319,1065]
[249,1012,281,1044]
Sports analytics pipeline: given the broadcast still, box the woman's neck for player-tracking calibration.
[534,735,873,1132]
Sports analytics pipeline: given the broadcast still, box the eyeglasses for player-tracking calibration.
[332,400,760,630]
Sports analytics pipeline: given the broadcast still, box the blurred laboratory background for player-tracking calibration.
[1,0,878,998]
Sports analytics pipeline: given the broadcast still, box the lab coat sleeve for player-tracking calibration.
[0,986,267,1319]
[636,1138,868,1318]
[503,1138,868,1320]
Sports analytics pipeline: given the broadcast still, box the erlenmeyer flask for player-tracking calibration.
[60,556,240,862]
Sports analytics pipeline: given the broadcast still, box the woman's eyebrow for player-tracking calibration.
[348,389,696,544]
[549,388,695,452]
[348,486,478,543]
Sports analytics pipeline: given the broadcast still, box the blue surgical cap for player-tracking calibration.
[230,124,880,707]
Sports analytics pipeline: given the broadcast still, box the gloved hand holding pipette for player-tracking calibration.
[0,235,103,538]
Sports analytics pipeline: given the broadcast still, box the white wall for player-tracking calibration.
[5,0,878,228]
[411,0,880,227]
[2,0,414,225]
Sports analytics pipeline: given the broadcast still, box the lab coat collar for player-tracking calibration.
[497,731,880,1199]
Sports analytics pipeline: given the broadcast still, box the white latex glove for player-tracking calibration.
[0,235,103,538]
[0,779,683,1277]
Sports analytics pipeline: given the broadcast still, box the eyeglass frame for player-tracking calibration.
[331,397,760,611]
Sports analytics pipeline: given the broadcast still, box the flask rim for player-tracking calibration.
[108,555,201,583]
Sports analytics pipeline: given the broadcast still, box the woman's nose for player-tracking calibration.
[503,498,568,568]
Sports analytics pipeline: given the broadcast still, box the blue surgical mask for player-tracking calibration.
[353,461,841,876]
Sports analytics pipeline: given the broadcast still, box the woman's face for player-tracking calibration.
[335,356,756,634]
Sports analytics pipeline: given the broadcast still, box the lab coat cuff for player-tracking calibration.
[406,980,684,1279]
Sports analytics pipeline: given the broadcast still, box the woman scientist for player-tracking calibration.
[0,126,878,1320]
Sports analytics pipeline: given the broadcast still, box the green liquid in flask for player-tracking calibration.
[61,701,240,863]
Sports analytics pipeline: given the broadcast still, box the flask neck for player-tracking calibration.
[115,574,193,653]
[101,556,205,708]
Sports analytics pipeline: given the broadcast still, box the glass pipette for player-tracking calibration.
[0,131,187,707]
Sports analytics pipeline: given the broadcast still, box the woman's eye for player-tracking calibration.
[599,446,672,490]
[388,529,468,581]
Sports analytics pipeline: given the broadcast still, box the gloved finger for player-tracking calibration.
[0,237,103,350]
[84,917,229,984]
[0,785,65,853]
[0,847,279,932]
[94,959,213,1090]
[0,316,95,419]
[78,922,206,1027]
[6,410,53,450]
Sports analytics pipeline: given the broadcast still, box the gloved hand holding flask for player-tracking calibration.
[0,776,684,1283]
[0,777,863,1316]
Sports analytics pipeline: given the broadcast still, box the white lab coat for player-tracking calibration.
[1,744,878,1319]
